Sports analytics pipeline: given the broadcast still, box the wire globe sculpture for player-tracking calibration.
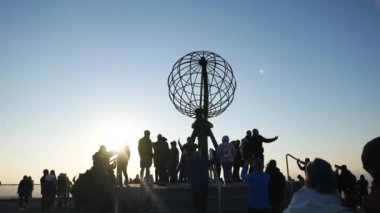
[168,51,237,118]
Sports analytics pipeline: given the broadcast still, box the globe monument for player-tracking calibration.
[168,51,237,160]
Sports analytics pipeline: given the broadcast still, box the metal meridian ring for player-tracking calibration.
[168,51,237,118]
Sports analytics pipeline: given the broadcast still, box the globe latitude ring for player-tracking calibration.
[168,51,237,118]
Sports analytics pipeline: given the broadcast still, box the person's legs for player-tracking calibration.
[19,195,23,208]
[123,164,128,184]
[145,167,150,183]
[222,162,233,184]
[232,164,240,181]
[117,166,122,185]
[140,168,145,182]
[226,162,233,184]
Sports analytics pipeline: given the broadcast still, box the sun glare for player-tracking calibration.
[91,119,139,153]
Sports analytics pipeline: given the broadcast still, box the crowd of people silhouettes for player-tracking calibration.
[16,129,379,213]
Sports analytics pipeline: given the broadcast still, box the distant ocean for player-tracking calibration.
[0,185,42,199]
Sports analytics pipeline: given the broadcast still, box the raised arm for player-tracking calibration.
[297,159,305,170]
[261,135,278,143]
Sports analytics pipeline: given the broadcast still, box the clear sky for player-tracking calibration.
[1,0,379,184]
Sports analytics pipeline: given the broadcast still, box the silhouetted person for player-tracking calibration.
[18,175,32,209]
[57,173,71,208]
[265,160,286,213]
[337,165,356,208]
[168,141,179,183]
[356,174,369,208]
[93,145,116,184]
[241,158,270,213]
[117,143,130,186]
[188,152,209,213]
[244,129,278,162]
[217,135,236,185]
[232,140,243,182]
[241,130,252,160]
[297,175,305,186]
[154,134,170,185]
[28,176,34,200]
[297,158,310,171]
[284,158,349,212]
[44,170,57,213]
[71,154,114,213]
[361,137,380,212]
[138,130,153,184]
[178,137,198,182]
[131,175,140,184]
[209,148,221,182]
[40,169,49,212]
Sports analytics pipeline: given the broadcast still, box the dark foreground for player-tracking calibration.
[0,198,76,213]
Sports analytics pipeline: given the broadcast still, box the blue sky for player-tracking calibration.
[1,0,379,183]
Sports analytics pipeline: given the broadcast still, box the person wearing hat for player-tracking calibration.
[153,134,170,185]
[361,137,380,212]
[217,135,236,185]
[284,158,350,213]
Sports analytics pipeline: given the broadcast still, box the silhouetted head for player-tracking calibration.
[246,130,252,137]
[43,169,49,175]
[23,175,27,180]
[28,176,32,180]
[187,137,193,144]
[157,134,162,140]
[252,129,259,135]
[50,170,55,176]
[341,165,347,171]
[305,158,337,194]
[222,135,229,143]
[235,140,240,146]
[305,158,310,163]
[360,174,365,180]
[267,159,277,170]
[100,145,106,152]
[362,137,380,179]
[144,130,150,138]
[170,141,176,147]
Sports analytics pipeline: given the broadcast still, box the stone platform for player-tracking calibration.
[113,182,249,213]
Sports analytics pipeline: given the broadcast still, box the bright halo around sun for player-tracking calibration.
[91,119,139,153]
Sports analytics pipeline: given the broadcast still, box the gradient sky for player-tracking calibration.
[1,0,379,184]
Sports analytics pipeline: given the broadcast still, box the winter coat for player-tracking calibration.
[217,142,236,163]
[284,187,351,213]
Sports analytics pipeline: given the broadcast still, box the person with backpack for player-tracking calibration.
[217,135,236,185]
